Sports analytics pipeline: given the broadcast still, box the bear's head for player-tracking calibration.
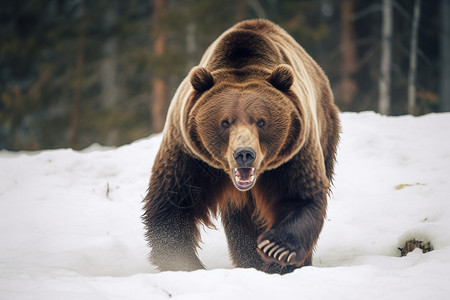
[183,65,305,191]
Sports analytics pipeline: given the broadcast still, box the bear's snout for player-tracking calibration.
[233,147,256,167]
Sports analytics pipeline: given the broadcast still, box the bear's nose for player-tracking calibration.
[233,147,256,167]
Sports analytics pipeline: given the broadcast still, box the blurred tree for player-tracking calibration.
[69,0,86,147]
[339,0,357,109]
[407,0,421,115]
[100,1,119,144]
[151,0,168,133]
[379,0,393,115]
[441,0,450,112]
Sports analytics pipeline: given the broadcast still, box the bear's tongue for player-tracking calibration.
[232,168,256,191]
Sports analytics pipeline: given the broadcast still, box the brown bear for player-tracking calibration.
[143,19,340,274]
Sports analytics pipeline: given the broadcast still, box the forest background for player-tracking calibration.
[1,0,449,151]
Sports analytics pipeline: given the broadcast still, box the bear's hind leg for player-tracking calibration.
[223,206,263,270]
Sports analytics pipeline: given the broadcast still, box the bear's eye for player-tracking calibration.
[256,119,266,128]
[221,120,230,129]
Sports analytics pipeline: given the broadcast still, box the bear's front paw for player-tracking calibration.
[256,230,306,266]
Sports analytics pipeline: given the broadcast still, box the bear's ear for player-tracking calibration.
[269,64,294,91]
[190,66,214,92]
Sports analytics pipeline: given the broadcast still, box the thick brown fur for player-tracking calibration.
[143,19,340,274]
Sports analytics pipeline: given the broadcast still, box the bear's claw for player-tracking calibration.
[257,239,297,264]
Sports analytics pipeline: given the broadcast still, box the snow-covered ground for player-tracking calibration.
[1,112,450,300]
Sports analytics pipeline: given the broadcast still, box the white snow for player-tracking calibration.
[1,112,450,299]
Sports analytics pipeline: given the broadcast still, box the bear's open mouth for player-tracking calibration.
[232,168,256,191]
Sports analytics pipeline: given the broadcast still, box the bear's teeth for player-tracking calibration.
[234,168,255,181]
[232,168,256,191]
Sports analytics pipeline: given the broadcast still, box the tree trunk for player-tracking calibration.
[101,4,118,110]
[440,0,450,112]
[340,0,357,108]
[379,0,393,115]
[101,3,119,146]
[69,0,86,148]
[407,0,421,115]
[246,0,267,19]
[186,22,197,71]
[151,0,168,133]
[236,1,247,21]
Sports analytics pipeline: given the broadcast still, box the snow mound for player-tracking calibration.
[1,112,450,299]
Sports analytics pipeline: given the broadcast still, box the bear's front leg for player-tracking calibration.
[143,148,207,272]
[255,154,328,268]
[223,205,298,274]
[256,205,323,267]
[144,207,204,271]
